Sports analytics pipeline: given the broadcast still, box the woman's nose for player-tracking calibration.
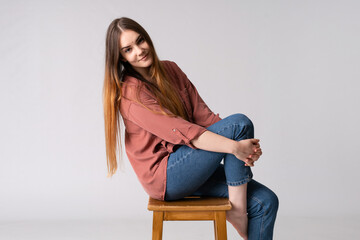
[134,45,144,56]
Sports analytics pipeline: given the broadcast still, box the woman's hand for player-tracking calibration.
[191,131,262,166]
[232,139,262,167]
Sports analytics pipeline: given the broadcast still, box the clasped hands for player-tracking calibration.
[233,139,262,167]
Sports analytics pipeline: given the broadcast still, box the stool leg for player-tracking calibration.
[152,211,164,240]
[214,211,227,240]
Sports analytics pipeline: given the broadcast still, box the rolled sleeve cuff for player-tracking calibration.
[172,125,207,149]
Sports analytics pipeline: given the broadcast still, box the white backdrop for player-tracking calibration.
[1,0,359,222]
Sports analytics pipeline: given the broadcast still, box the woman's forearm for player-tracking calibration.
[191,130,261,166]
[191,130,237,154]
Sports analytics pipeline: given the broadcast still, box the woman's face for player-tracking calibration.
[119,30,153,76]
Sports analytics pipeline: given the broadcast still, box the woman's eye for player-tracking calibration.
[138,37,144,43]
[124,48,131,53]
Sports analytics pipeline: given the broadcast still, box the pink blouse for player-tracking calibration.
[120,60,221,200]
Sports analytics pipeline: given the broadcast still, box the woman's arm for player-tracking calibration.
[191,130,262,166]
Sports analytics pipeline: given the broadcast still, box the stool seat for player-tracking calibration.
[148,196,232,240]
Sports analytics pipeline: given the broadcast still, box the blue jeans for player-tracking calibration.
[165,114,279,240]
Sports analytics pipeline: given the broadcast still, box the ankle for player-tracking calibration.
[227,209,247,217]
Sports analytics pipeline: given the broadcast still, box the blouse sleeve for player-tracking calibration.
[170,62,222,127]
[124,89,207,149]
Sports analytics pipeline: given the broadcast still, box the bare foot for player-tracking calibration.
[226,209,248,240]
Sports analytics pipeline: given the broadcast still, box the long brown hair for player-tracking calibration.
[103,17,188,177]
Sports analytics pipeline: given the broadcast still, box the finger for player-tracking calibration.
[254,149,262,155]
[244,158,252,166]
[251,154,259,161]
[253,143,260,150]
[252,149,261,157]
[252,152,262,161]
[249,153,260,158]
[246,158,255,166]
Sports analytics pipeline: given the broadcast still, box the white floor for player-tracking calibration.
[1,215,359,240]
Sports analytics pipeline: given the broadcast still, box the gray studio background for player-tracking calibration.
[1,0,360,238]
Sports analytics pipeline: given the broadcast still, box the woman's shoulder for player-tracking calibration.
[161,60,182,73]
[121,76,156,104]
[120,76,143,102]
[161,60,190,89]
[161,60,188,83]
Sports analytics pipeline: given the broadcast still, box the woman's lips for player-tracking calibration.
[140,54,148,61]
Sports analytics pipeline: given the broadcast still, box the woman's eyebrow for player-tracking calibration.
[121,35,142,50]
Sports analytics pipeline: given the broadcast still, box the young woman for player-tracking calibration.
[103,17,278,240]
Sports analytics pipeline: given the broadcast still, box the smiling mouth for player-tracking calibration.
[140,54,148,61]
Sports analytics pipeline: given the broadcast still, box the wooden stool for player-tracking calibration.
[148,196,232,240]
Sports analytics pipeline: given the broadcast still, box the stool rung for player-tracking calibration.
[148,197,231,240]
[164,211,216,221]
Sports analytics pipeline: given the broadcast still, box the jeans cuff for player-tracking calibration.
[226,175,252,186]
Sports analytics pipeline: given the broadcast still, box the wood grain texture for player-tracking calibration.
[152,211,164,240]
[148,197,231,240]
[164,211,215,221]
[214,211,227,240]
[148,197,231,211]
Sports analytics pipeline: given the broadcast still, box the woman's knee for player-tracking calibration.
[229,113,253,126]
[266,190,279,215]
[248,182,279,218]
[226,113,254,139]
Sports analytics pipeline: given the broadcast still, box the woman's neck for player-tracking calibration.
[134,67,151,81]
